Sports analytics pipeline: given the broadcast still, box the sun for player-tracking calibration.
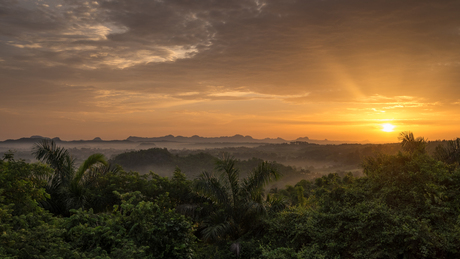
[381,123,395,132]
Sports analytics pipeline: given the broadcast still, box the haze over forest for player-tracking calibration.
[0,133,444,188]
[1,0,460,143]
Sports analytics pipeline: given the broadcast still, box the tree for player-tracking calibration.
[0,156,71,258]
[195,154,280,243]
[33,139,108,215]
[0,156,197,258]
[257,134,460,258]
[0,155,51,215]
[434,138,460,165]
[398,131,427,154]
[64,192,196,259]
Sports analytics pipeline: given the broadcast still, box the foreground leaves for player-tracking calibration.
[64,192,196,259]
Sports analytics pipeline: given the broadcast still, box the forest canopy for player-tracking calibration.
[2,133,460,258]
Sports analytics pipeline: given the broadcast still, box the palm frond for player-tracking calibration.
[33,139,75,187]
[196,158,282,243]
[202,211,236,242]
[244,161,280,197]
[266,195,288,214]
[65,153,107,210]
[33,139,73,170]
[32,141,114,215]
[216,154,240,207]
[61,153,75,185]
[398,131,427,154]
[73,153,107,187]
[196,171,230,206]
[63,182,89,211]
[246,200,267,216]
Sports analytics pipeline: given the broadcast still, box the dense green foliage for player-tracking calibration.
[0,155,196,258]
[434,138,460,165]
[3,134,460,258]
[32,140,109,216]
[253,136,460,258]
[195,155,280,243]
[64,192,195,258]
[0,156,70,258]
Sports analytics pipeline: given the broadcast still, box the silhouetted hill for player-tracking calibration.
[126,134,288,144]
[1,134,378,146]
[110,148,306,180]
[4,136,51,143]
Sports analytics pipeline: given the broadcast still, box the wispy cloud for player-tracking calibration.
[0,0,214,69]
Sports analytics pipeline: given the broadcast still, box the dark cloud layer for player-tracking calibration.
[1,0,460,140]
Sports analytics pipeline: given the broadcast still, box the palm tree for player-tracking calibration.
[195,154,281,243]
[398,131,427,154]
[33,139,108,215]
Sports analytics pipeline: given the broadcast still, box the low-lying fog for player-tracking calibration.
[1,136,407,187]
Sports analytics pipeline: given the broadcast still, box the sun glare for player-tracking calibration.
[381,123,395,132]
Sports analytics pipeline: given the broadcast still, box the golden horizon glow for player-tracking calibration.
[381,123,395,132]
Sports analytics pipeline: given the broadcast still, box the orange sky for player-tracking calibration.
[1,0,460,142]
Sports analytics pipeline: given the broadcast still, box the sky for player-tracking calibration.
[1,0,460,142]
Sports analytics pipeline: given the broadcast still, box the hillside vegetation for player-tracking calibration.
[1,133,460,258]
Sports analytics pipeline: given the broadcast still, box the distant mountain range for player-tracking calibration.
[1,135,130,144]
[1,134,369,145]
[126,134,289,144]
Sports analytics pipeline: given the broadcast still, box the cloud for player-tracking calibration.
[1,0,460,140]
[0,0,215,69]
[2,0,460,94]
[204,89,309,101]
